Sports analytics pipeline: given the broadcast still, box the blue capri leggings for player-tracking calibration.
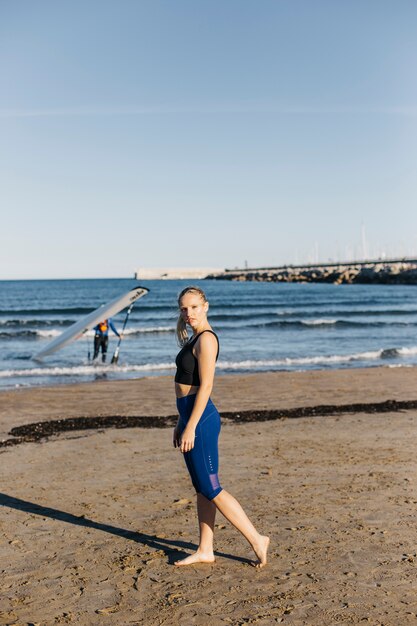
[176,394,223,501]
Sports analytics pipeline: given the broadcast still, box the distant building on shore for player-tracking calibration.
[134,267,223,280]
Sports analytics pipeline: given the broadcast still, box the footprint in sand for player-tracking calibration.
[95,605,120,614]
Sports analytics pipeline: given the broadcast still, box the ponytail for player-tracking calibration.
[176,315,188,346]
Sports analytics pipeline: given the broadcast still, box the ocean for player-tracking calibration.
[0,278,416,389]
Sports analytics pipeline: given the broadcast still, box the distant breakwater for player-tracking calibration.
[207,259,417,285]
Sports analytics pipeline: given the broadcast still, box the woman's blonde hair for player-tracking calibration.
[176,286,208,346]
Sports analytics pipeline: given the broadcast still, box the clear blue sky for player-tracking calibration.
[1,0,416,279]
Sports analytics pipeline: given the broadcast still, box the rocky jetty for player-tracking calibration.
[207,260,417,284]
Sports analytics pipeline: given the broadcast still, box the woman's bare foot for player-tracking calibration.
[252,535,270,568]
[174,550,215,566]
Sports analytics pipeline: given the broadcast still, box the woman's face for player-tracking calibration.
[179,292,208,330]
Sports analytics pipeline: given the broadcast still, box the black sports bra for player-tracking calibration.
[175,330,219,386]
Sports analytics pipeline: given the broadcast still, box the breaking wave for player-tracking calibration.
[0,362,176,379]
[1,345,416,379]
[217,345,417,369]
[0,326,175,340]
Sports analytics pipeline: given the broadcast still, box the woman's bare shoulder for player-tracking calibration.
[195,330,218,352]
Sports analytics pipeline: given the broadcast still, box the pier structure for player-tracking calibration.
[206,258,417,284]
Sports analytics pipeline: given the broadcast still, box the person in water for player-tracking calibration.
[173,286,269,568]
[92,318,120,362]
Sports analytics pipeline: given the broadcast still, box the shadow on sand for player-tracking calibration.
[0,492,252,566]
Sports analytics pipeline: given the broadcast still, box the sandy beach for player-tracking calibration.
[1,367,417,625]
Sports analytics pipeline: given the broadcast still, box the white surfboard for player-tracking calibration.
[34,285,149,360]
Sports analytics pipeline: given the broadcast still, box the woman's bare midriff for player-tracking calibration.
[175,382,199,398]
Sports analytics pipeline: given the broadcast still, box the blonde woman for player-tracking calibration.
[173,286,269,567]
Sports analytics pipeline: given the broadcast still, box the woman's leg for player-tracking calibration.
[175,493,216,566]
[213,490,270,568]
[175,398,268,567]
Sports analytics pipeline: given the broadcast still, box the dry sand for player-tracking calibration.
[1,367,417,625]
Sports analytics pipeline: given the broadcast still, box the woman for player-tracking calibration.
[173,286,269,568]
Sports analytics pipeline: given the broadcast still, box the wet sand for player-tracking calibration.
[1,367,417,625]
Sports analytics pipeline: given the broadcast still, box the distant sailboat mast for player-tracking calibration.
[361,222,368,261]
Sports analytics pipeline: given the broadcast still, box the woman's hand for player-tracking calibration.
[173,423,181,448]
[179,426,196,453]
